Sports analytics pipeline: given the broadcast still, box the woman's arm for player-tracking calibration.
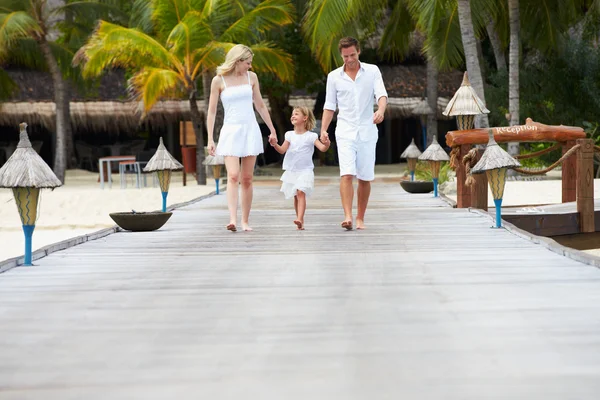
[250,72,277,142]
[206,76,222,155]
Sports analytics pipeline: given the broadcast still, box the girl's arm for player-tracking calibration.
[250,72,277,143]
[272,139,290,155]
[314,136,330,152]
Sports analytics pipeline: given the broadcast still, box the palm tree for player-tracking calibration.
[506,0,519,158]
[75,0,294,184]
[0,0,80,182]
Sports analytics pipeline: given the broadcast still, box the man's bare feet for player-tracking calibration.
[294,220,304,230]
[226,223,237,232]
[242,223,253,232]
[341,219,353,230]
[356,219,366,230]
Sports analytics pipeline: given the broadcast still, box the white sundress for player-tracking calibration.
[280,130,318,199]
[216,72,264,157]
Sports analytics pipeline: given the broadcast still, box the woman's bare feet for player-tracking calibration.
[242,223,253,232]
[356,219,366,230]
[294,220,304,230]
[226,223,237,232]
[341,219,353,230]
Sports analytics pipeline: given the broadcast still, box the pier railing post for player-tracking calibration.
[576,139,595,233]
[456,144,472,208]
[562,140,577,203]
[471,149,488,211]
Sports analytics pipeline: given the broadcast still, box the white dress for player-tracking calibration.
[216,72,264,157]
[280,130,318,199]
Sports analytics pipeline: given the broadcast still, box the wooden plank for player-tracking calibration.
[577,138,595,233]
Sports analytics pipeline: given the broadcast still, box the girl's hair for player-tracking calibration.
[294,106,316,131]
[216,44,254,76]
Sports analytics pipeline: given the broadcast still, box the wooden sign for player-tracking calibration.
[179,121,196,146]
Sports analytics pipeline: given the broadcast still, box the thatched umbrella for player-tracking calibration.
[471,129,521,228]
[143,137,183,212]
[442,71,490,130]
[418,135,450,197]
[400,138,422,181]
[202,153,225,194]
[412,98,433,150]
[0,122,61,266]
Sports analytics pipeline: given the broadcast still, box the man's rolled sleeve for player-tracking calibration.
[373,67,388,103]
[323,73,337,111]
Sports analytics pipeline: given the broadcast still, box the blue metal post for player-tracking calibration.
[494,198,503,228]
[22,224,35,266]
[433,178,438,197]
[410,171,415,182]
[161,191,168,212]
[215,178,220,195]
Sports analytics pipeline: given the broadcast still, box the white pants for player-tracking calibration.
[336,137,378,181]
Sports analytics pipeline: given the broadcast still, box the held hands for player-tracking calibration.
[320,130,329,143]
[320,135,331,148]
[373,109,385,124]
[268,130,278,147]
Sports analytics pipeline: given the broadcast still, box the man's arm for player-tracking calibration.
[321,109,334,141]
[321,73,337,141]
[372,66,388,124]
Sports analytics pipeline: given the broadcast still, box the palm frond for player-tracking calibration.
[0,0,28,13]
[5,37,46,69]
[0,11,41,59]
[422,3,464,70]
[521,0,579,53]
[129,67,185,112]
[190,41,231,78]
[57,1,130,27]
[151,0,211,37]
[220,0,294,43]
[301,0,353,71]
[130,0,154,33]
[166,11,213,62]
[248,41,294,82]
[379,0,415,62]
[74,21,183,79]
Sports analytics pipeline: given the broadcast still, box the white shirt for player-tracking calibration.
[282,130,318,171]
[324,62,388,141]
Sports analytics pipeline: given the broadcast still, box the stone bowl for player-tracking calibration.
[109,212,173,232]
[400,180,434,194]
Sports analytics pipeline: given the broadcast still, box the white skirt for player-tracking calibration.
[216,121,264,157]
[280,169,314,199]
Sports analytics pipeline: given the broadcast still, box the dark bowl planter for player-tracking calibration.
[109,211,173,232]
[400,180,434,194]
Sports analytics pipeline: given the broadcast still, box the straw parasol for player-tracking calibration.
[0,123,62,189]
[202,153,225,194]
[442,72,490,130]
[0,122,61,266]
[418,135,449,197]
[143,137,182,212]
[143,137,183,172]
[471,129,521,228]
[401,138,422,181]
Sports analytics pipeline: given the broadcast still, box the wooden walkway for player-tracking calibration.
[2,179,600,399]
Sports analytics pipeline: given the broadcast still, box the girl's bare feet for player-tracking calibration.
[294,220,304,230]
[341,219,353,230]
[242,223,253,231]
[356,219,366,230]
[226,223,237,232]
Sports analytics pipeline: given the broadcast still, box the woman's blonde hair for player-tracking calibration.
[216,44,254,76]
[294,106,316,131]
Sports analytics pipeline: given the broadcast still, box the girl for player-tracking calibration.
[270,107,330,230]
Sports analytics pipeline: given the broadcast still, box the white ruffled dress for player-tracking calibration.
[216,72,264,157]
[280,131,318,199]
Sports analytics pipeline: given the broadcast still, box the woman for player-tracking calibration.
[207,44,277,232]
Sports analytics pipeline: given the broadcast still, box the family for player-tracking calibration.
[207,37,388,232]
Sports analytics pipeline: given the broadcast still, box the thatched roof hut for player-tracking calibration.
[418,136,450,161]
[411,99,434,116]
[400,138,422,159]
[471,130,521,173]
[442,72,490,116]
[143,137,183,172]
[0,123,61,188]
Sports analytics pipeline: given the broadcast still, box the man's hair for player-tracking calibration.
[338,37,360,52]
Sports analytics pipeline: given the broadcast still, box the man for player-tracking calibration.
[321,37,388,230]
